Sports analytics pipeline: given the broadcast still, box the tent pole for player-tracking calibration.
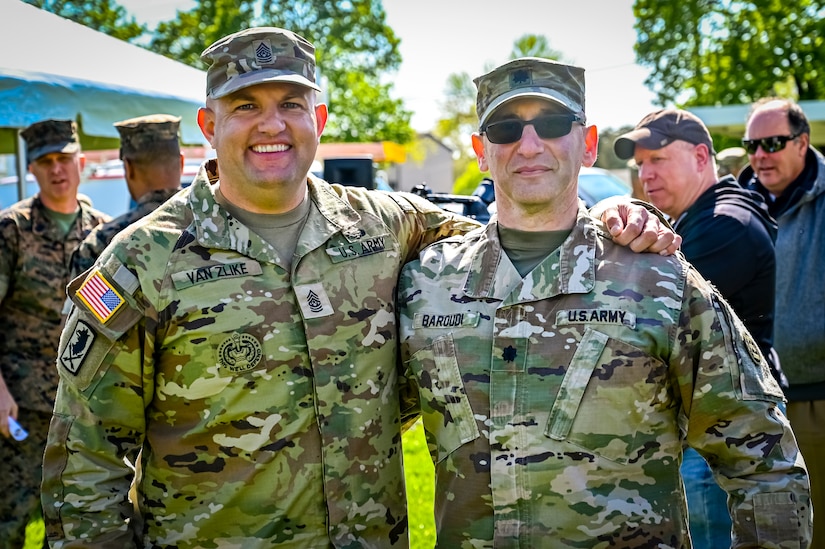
[15,129,26,202]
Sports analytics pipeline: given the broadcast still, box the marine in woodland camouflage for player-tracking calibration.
[0,196,108,413]
[398,207,812,549]
[0,195,108,543]
[70,187,182,277]
[41,165,479,548]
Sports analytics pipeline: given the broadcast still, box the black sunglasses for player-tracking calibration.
[742,132,800,154]
[481,114,583,144]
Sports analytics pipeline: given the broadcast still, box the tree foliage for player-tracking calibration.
[510,35,565,62]
[634,0,825,107]
[148,0,413,143]
[23,0,145,41]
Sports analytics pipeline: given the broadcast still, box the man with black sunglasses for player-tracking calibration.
[739,97,825,548]
[398,58,811,547]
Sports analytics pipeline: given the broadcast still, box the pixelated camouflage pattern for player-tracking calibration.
[398,208,812,549]
[0,409,51,547]
[20,119,80,164]
[202,27,320,99]
[0,195,109,413]
[0,195,108,545]
[70,187,182,277]
[474,57,586,126]
[114,114,181,158]
[42,165,479,548]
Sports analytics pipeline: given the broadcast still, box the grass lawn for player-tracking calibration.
[402,418,436,548]
[26,419,437,548]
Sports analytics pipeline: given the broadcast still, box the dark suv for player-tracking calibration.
[411,178,494,223]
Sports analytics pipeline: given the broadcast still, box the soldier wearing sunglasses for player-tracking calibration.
[739,97,825,548]
[398,58,811,547]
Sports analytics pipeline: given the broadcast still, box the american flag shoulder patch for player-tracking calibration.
[76,270,125,323]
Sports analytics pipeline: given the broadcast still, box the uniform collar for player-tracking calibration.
[461,205,599,303]
[186,167,363,263]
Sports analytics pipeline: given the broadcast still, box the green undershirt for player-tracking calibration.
[498,225,572,278]
[216,187,311,269]
[43,207,80,238]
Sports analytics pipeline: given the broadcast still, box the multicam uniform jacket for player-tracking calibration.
[398,208,811,549]
[0,194,109,413]
[69,187,182,276]
[41,168,479,548]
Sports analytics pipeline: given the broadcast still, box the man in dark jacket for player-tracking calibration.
[615,108,785,548]
[738,97,825,548]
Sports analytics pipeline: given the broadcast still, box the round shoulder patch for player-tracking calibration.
[217,333,263,373]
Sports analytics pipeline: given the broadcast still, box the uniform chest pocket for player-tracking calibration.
[406,334,480,464]
[545,328,677,464]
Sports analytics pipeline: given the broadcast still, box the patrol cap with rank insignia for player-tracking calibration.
[474,57,586,127]
[201,26,321,99]
[21,119,80,164]
[114,114,181,160]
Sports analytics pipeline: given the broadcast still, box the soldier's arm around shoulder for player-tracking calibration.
[673,267,811,548]
[381,191,481,262]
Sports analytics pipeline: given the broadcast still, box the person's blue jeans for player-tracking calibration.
[681,447,732,547]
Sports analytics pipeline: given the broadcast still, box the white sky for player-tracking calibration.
[119,0,659,131]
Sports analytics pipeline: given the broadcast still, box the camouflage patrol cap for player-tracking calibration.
[474,57,586,127]
[614,108,716,160]
[201,27,321,99]
[114,114,181,158]
[21,119,80,164]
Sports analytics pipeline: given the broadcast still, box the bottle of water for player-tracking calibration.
[8,416,28,441]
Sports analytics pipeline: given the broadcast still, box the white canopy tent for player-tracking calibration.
[0,0,209,198]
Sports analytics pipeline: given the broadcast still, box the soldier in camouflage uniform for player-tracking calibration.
[39,27,481,549]
[0,119,109,548]
[398,58,812,548]
[70,113,184,277]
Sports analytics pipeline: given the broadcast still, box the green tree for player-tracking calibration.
[595,126,634,169]
[23,0,145,41]
[436,34,565,193]
[148,0,413,143]
[510,34,564,61]
[634,0,825,107]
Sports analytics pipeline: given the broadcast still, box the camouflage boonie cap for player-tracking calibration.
[114,114,181,158]
[474,57,586,127]
[201,27,321,99]
[21,119,80,164]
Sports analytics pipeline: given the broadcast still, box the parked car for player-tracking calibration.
[411,182,493,224]
[577,166,632,207]
[0,173,37,209]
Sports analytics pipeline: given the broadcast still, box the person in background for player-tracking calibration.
[0,119,109,548]
[70,114,184,277]
[398,57,811,548]
[614,108,786,547]
[39,28,679,548]
[738,96,825,548]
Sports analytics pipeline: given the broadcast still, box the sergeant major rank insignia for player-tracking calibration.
[295,283,334,319]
